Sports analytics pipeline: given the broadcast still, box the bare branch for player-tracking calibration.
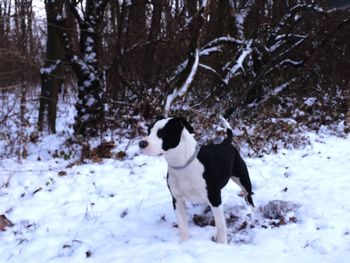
[164,2,210,114]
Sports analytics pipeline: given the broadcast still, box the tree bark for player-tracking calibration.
[0,3,3,45]
[127,0,147,46]
[53,0,110,137]
[38,0,62,133]
[142,0,164,85]
[74,0,105,137]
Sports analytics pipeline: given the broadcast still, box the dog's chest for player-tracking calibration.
[167,159,208,203]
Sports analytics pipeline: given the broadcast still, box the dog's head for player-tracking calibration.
[139,117,194,156]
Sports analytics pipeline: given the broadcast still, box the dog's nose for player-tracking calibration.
[139,140,148,149]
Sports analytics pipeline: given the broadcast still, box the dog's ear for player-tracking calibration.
[147,116,165,135]
[176,117,194,134]
[155,115,165,121]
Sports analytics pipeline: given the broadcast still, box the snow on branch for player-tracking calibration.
[166,60,188,86]
[259,79,296,104]
[40,60,61,75]
[235,0,255,40]
[199,46,222,56]
[166,37,244,87]
[202,36,245,49]
[271,3,335,41]
[224,40,253,83]
[164,3,210,114]
[199,63,228,86]
[265,36,308,76]
[165,49,199,113]
[278,59,303,67]
[269,34,308,52]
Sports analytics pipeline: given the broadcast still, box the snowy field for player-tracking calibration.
[1,128,350,263]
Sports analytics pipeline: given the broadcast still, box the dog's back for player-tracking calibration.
[198,128,254,207]
[198,129,234,184]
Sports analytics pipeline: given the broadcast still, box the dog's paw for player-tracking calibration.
[212,234,228,244]
[179,236,189,243]
[238,190,246,197]
[179,231,189,242]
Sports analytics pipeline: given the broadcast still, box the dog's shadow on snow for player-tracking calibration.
[190,200,300,244]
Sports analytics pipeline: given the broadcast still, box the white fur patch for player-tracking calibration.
[141,119,170,156]
[167,159,207,203]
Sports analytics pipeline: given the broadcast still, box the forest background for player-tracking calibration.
[0,0,349,158]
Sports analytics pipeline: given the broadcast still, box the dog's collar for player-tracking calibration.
[168,146,201,170]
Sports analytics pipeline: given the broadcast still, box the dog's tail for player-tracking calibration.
[245,193,255,207]
[220,115,233,143]
[225,128,233,143]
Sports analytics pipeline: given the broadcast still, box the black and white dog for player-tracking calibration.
[139,117,254,244]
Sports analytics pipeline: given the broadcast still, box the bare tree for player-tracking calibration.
[38,0,63,133]
[165,1,211,113]
[48,0,110,137]
[142,0,164,85]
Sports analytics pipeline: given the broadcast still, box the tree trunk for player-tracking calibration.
[74,26,104,136]
[0,3,3,44]
[38,0,62,133]
[49,0,109,137]
[127,0,147,45]
[18,0,27,125]
[72,0,106,137]
[186,0,197,16]
[142,0,163,85]
[5,0,11,36]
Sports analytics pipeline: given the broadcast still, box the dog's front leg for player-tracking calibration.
[174,199,189,241]
[211,205,228,244]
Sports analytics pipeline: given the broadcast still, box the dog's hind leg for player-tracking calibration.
[231,176,254,207]
[173,199,189,241]
[231,153,254,207]
[211,205,228,244]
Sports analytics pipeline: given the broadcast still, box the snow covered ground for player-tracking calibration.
[1,128,350,263]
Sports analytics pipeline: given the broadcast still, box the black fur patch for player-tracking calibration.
[155,117,194,150]
[157,118,184,151]
[197,139,253,208]
[147,116,164,135]
[177,117,194,134]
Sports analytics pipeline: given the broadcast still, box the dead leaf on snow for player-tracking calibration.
[0,215,14,231]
